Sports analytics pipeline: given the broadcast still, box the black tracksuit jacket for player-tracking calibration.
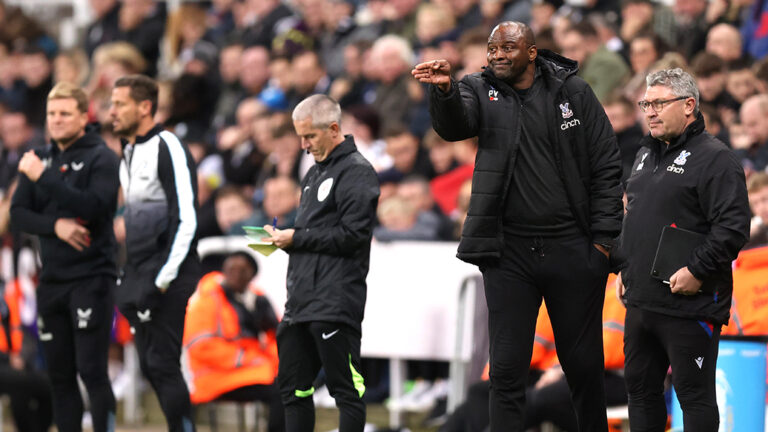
[618,114,750,324]
[283,136,379,332]
[428,49,623,266]
[10,132,120,283]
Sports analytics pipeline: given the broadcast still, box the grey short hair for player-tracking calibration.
[646,68,700,114]
[371,34,415,69]
[292,94,342,128]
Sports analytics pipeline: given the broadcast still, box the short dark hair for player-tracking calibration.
[226,251,259,276]
[114,74,159,116]
[690,52,726,78]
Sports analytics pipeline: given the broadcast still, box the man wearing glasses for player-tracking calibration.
[615,68,750,431]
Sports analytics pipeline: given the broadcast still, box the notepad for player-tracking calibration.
[650,226,707,283]
[242,226,278,256]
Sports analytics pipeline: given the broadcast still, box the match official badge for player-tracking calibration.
[318,178,334,202]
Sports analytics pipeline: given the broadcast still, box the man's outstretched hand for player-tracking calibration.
[411,60,452,93]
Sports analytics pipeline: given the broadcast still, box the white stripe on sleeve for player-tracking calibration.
[155,131,197,289]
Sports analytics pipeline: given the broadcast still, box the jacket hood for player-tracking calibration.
[480,48,579,96]
[50,131,104,155]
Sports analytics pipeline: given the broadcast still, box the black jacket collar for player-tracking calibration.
[645,112,706,154]
[318,135,356,166]
[49,131,103,156]
[480,49,578,96]
[120,123,165,148]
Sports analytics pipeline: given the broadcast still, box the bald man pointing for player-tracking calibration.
[413,22,622,431]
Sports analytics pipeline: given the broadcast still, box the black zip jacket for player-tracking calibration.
[283,136,380,332]
[428,49,623,265]
[618,114,750,324]
[10,132,120,283]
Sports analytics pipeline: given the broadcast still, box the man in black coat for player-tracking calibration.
[263,94,380,432]
[616,68,750,431]
[11,82,120,432]
[412,21,623,431]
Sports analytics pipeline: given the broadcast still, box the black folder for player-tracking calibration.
[650,226,707,283]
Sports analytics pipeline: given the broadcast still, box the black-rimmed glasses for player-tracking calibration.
[637,96,688,113]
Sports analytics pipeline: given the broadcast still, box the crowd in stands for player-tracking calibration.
[1,0,768,429]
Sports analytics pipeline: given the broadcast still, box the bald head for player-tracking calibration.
[490,22,536,48]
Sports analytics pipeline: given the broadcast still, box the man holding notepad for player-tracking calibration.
[262,94,380,432]
[615,68,750,431]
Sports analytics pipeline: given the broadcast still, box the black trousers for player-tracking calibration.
[624,306,721,432]
[0,365,53,432]
[37,276,116,432]
[277,321,366,432]
[217,384,286,432]
[481,234,609,432]
[130,274,196,432]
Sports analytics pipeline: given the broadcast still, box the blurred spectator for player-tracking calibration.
[117,0,165,77]
[455,28,490,79]
[380,124,436,181]
[329,40,376,108]
[219,98,267,187]
[423,128,458,176]
[341,104,393,172]
[741,0,768,60]
[286,50,331,109]
[479,0,533,29]
[450,0,483,34]
[699,103,730,146]
[367,0,421,44]
[206,0,236,44]
[184,252,284,432]
[318,0,379,79]
[737,94,768,171]
[374,195,440,241]
[369,35,421,132]
[0,111,36,193]
[725,58,760,107]
[559,21,629,102]
[19,47,53,128]
[672,0,710,58]
[164,3,213,77]
[215,185,257,235]
[53,49,90,86]
[705,23,744,64]
[397,175,454,240]
[755,57,768,94]
[745,172,768,249]
[242,0,295,48]
[252,176,300,229]
[213,41,244,127]
[85,0,121,58]
[691,52,738,127]
[414,3,457,50]
[602,93,644,184]
[86,0,165,77]
[429,137,477,218]
[619,0,676,49]
[239,45,271,99]
[165,44,220,141]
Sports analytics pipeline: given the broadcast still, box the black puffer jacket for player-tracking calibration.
[284,136,380,332]
[619,114,750,325]
[428,49,623,265]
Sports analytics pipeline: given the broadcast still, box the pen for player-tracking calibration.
[272,216,278,228]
